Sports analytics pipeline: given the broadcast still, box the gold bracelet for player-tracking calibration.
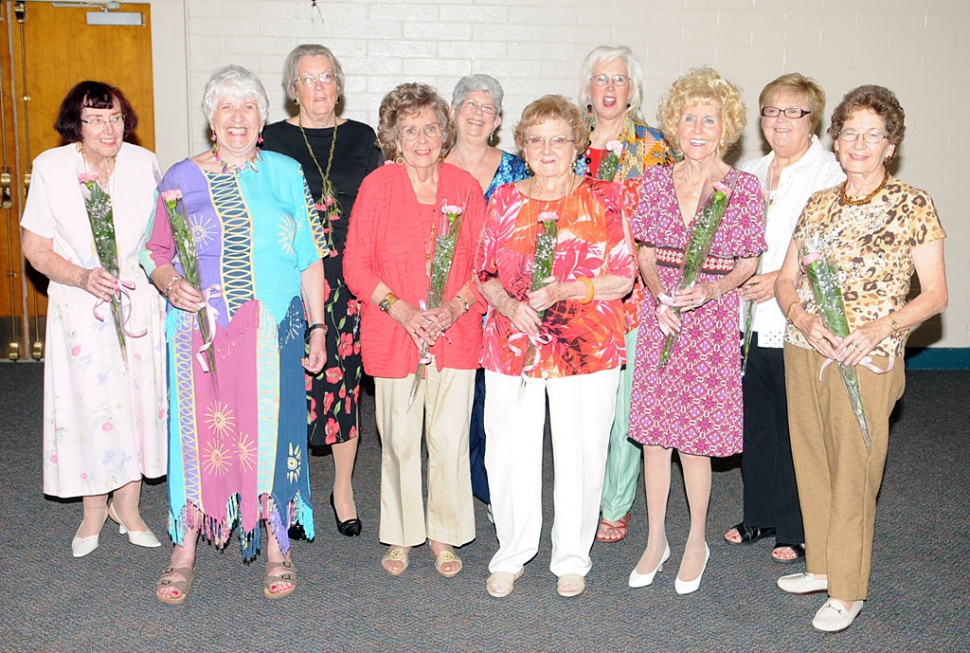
[891,316,900,335]
[455,295,471,314]
[786,300,801,324]
[578,277,595,304]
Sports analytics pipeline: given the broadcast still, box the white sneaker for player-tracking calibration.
[777,571,828,594]
[812,599,863,632]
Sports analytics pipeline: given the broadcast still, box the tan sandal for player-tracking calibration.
[433,549,463,578]
[557,573,586,598]
[264,560,297,599]
[156,566,194,605]
[486,569,523,598]
[381,547,410,576]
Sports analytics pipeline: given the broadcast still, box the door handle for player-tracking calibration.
[23,170,30,197]
[1,169,12,208]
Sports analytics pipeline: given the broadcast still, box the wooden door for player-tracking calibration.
[0,0,154,360]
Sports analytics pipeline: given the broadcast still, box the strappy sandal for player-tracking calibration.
[433,549,463,578]
[486,569,523,598]
[156,566,194,605]
[557,573,586,598]
[724,522,775,546]
[264,560,297,599]
[381,547,410,576]
[596,512,631,543]
[772,542,806,564]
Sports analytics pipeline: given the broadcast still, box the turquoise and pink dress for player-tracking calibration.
[141,151,329,559]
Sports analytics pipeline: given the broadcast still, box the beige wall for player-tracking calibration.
[151,0,968,348]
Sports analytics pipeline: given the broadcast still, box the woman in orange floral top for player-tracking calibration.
[476,95,634,599]
[775,85,947,633]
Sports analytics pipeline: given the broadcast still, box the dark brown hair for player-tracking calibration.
[828,85,905,145]
[54,81,138,142]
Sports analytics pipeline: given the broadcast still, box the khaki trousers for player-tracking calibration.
[374,366,476,547]
[784,343,905,601]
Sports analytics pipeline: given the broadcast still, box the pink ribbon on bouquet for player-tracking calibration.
[92,279,148,338]
[195,284,223,373]
[819,355,895,381]
[508,330,553,376]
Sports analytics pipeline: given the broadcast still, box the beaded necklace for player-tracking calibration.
[211,144,259,174]
[298,116,340,251]
[838,169,889,206]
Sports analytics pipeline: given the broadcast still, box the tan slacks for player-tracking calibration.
[374,365,476,548]
[784,343,905,601]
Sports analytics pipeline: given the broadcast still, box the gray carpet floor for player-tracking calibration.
[0,363,967,653]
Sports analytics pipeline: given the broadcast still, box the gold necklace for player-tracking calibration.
[298,116,340,251]
[839,169,889,206]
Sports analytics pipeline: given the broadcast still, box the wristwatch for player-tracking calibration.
[379,292,398,312]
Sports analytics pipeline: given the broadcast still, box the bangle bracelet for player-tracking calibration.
[712,281,722,301]
[306,322,325,336]
[455,295,471,314]
[786,300,800,324]
[165,275,182,298]
[891,316,900,335]
[578,277,595,304]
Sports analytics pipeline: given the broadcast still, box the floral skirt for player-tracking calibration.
[307,256,362,446]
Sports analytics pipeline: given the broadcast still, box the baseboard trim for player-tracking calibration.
[906,347,970,370]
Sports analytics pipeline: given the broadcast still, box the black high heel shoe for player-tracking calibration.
[330,492,362,537]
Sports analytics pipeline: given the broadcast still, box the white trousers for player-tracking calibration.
[374,366,476,547]
[484,367,620,577]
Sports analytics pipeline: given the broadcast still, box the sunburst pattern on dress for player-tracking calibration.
[202,441,232,476]
[286,442,302,484]
[235,432,256,473]
[204,400,236,440]
[188,212,216,248]
[278,215,296,257]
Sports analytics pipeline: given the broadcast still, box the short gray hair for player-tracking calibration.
[578,45,645,123]
[451,74,504,114]
[282,44,346,100]
[202,65,270,126]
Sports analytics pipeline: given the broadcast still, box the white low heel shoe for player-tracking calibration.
[674,543,710,595]
[71,510,109,558]
[629,543,671,588]
[108,502,161,548]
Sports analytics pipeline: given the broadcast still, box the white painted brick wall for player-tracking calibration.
[175,0,968,348]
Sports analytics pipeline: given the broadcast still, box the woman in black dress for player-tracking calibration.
[262,44,383,536]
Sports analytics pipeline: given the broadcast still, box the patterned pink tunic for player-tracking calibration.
[628,166,766,457]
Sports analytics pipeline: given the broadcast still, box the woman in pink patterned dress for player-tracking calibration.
[627,68,765,595]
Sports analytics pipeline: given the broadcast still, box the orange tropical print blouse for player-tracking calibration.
[476,177,634,378]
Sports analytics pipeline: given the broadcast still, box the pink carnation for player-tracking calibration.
[78,171,99,184]
[441,204,464,216]
[160,189,182,202]
[712,181,732,199]
[538,211,559,222]
[802,252,823,266]
[605,140,624,157]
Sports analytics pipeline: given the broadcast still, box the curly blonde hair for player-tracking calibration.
[657,67,746,156]
[513,94,589,153]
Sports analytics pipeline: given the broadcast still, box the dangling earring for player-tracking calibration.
[524,160,531,175]
[257,132,264,145]
[210,133,217,143]
[488,131,495,145]
[587,104,595,132]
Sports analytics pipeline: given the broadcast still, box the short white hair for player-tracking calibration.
[202,65,270,126]
[577,45,645,123]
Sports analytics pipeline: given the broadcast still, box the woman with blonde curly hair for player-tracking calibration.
[344,82,486,578]
[626,67,766,595]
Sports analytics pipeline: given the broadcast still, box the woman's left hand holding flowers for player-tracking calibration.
[526,276,564,313]
[837,318,892,366]
[667,280,722,312]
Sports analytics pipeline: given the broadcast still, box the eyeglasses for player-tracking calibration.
[298,72,336,87]
[399,122,443,140]
[81,115,124,130]
[524,136,574,150]
[761,106,811,119]
[838,129,888,145]
[591,74,630,88]
[460,100,497,115]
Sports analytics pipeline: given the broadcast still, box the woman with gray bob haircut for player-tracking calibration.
[444,74,529,519]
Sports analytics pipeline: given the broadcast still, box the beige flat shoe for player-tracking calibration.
[264,560,297,599]
[486,569,524,598]
[381,547,410,576]
[557,573,586,598]
[433,549,463,578]
[156,566,194,605]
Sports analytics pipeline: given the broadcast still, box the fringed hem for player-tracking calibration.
[168,491,315,561]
